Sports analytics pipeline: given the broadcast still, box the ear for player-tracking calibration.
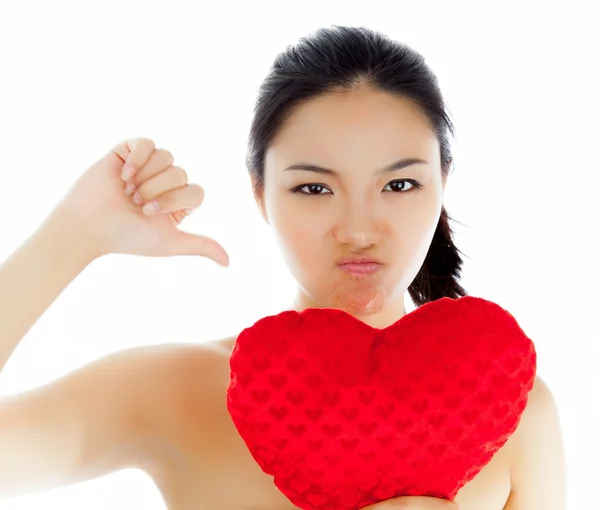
[251,176,270,225]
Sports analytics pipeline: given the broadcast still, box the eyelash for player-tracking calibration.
[291,179,423,196]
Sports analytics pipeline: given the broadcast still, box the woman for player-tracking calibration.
[0,26,566,510]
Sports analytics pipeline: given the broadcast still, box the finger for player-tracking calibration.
[121,138,156,181]
[111,139,133,163]
[170,207,197,225]
[139,183,204,215]
[129,148,175,188]
[166,230,230,266]
[132,166,190,205]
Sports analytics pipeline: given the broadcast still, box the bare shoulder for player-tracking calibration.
[139,336,236,410]
[502,375,567,508]
[144,335,237,427]
[508,375,559,447]
[113,338,237,480]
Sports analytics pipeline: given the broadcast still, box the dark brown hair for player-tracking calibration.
[246,25,468,307]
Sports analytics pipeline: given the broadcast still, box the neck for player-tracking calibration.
[289,291,408,330]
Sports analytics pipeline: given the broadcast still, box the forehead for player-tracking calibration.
[267,87,438,168]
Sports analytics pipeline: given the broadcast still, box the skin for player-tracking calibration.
[251,85,454,508]
[0,86,566,509]
[254,84,446,330]
[363,497,457,509]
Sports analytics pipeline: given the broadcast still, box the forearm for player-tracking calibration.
[0,208,99,373]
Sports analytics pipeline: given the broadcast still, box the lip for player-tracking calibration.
[337,256,383,277]
[339,262,382,276]
[337,255,383,265]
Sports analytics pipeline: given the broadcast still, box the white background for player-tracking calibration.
[0,1,598,508]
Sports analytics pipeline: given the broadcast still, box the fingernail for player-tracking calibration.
[132,191,142,205]
[122,165,135,181]
[124,183,136,196]
[143,201,159,215]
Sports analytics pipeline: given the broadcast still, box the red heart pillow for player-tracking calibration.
[226,296,536,510]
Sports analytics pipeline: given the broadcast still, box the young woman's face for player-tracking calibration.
[255,86,446,322]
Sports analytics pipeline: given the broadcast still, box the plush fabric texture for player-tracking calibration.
[227,296,537,510]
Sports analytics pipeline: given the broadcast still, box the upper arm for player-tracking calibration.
[503,375,568,510]
[0,343,195,500]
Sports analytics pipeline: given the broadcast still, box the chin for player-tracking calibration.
[319,286,390,317]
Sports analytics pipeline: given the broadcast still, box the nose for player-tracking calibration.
[334,198,381,248]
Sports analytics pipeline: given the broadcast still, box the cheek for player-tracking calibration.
[281,217,323,253]
[400,200,442,255]
[270,200,325,259]
[387,196,442,258]
[404,208,437,238]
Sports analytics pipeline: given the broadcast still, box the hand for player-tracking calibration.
[361,495,460,510]
[53,137,229,265]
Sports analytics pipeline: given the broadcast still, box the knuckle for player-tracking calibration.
[111,140,129,161]
[157,148,175,167]
[130,149,174,186]
[137,137,156,149]
[171,166,188,186]
[189,183,205,203]
[131,137,155,153]
[127,137,156,167]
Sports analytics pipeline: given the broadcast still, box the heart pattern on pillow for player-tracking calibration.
[227,296,536,510]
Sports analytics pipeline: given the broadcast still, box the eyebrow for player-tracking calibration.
[283,158,429,176]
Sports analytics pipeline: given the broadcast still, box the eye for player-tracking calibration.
[293,184,333,195]
[383,179,423,193]
[292,179,422,196]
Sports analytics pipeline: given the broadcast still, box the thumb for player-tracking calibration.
[165,230,230,266]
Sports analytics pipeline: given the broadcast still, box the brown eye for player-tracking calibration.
[292,179,422,196]
[294,184,332,195]
[383,179,422,193]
